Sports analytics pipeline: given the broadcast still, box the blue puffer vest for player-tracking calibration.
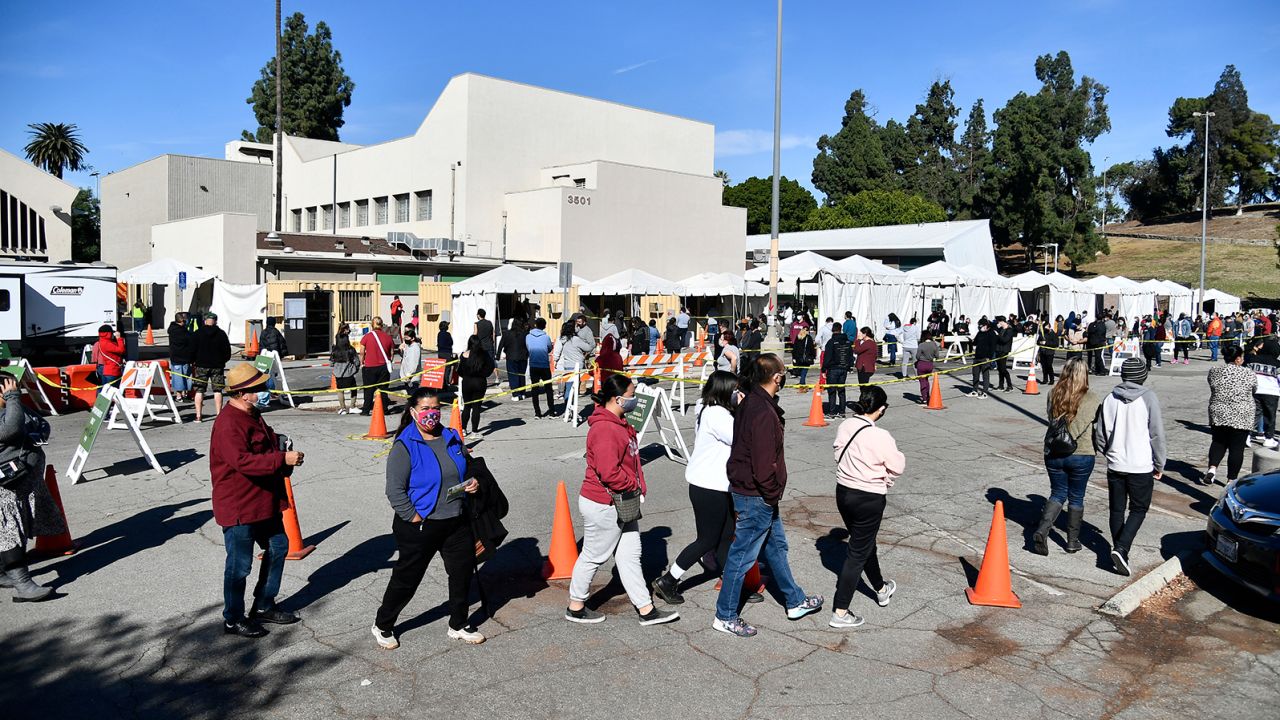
[397,424,468,518]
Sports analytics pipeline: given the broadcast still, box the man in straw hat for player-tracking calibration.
[210,362,306,638]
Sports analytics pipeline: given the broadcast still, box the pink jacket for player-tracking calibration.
[832,417,905,495]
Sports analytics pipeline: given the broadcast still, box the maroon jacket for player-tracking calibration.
[853,338,878,374]
[210,403,288,527]
[727,385,787,505]
[581,404,645,505]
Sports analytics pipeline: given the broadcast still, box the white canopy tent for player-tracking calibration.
[578,268,681,296]
[744,251,841,285]
[957,265,1018,323]
[817,256,913,331]
[900,260,1017,326]
[525,266,588,292]
[1110,276,1157,321]
[1139,279,1193,320]
[1010,271,1095,320]
[678,272,767,297]
[1204,288,1242,316]
[118,258,216,286]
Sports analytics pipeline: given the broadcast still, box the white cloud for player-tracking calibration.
[612,59,658,75]
[715,129,812,157]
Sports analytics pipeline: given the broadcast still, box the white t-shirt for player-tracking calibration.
[685,403,733,491]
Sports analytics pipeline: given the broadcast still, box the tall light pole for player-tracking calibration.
[1100,155,1109,240]
[767,0,782,316]
[273,0,283,233]
[1193,111,1215,313]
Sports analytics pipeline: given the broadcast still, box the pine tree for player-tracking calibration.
[954,100,991,220]
[812,90,893,204]
[242,13,356,143]
[905,80,960,215]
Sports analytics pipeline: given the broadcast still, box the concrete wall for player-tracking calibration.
[166,156,272,231]
[148,212,258,323]
[102,157,170,272]
[0,148,76,263]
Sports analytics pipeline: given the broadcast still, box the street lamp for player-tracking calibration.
[1038,243,1058,274]
[767,0,783,318]
[1193,111,1215,314]
[1100,155,1109,239]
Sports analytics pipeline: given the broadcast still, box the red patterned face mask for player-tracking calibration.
[415,408,442,431]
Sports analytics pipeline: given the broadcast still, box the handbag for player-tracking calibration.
[0,458,30,490]
[610,487,643,524]
[1043,415,1078,459]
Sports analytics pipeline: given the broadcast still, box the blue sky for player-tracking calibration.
[2,1,1277,200]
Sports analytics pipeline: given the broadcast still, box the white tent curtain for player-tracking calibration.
[448,293,495,348]
[818,273,914,332]
[1204,288,1241,315]
[210,280,266,345]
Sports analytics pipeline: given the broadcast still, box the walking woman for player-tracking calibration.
[565,374,678,626]
[829,386,904,628]
[792,324,816,391]
[915,331,940,405]
[0,374,63,601]
[852,327,878,386]
[331,324,360,415]
[1202,344,1257,485]
[458,336,496,435]
[652,371,740,605]
[1033,357,1099,555]
[372,387,483,649]
[882,314,901,365]
[399,327,423,396]
[716,331,740,374]
[1038,318,1059,385]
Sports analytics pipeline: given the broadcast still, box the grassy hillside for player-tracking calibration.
[1081,236,1279,301]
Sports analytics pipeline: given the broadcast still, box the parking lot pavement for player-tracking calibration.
[1,353,1276,719]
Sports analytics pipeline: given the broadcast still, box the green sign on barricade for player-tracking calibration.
[66,385,165,484]
[625,391,657,433]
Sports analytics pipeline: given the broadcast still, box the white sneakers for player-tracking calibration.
[371,625,399,649]
[371,623,486,647]
[875,580,896,607]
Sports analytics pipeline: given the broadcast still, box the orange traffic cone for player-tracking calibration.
[245,331,259,359]
[543,481,579,580]
[144,325,154,345]
[714,562,766,594]
[363,391,390,439]
[697,326,707,352]
[1023,364,1040,395]
[32,465,78,558]
[924,372,946,410]
[280,477,316,560]
[450,398,465,441]
[965,500,1022,608]
[592,364,602,391]
[329,374,338,391]
[803,372,828,427]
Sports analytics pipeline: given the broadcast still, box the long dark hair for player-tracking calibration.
[590,372,632,407]
[698,370,739,426]
[852,386,888,416]
[460,335,489,375]
[395,387,441,435]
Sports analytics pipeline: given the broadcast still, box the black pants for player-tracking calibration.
[361,366,390,414]
[460,377,487,432]
[1107,470,1154,554]
[826,367,848,416]
[971,360,991,393]
[1039,351,1056,384]
[672,485,735,574]
[1142,346,1156,370]
[833,486,887,611]
[856,369,872,385]
[1208,426,1250,479]
[1256,395,1277,439]
[1175,338,1191,361]
[995,357,1012,389]
[529,366,555,417]
[375,515,475,632]
[1090,348,1106,374]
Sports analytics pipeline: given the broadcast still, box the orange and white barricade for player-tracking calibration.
[623,352,708,415]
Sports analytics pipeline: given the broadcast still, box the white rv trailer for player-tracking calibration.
[0,261,118,354]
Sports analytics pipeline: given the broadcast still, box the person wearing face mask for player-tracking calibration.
[828,386,904,628]
[716,331,740,374]
[565,374,679,626]
[330,324,360,415]
[373,387,483,649]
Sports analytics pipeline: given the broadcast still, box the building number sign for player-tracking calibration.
[567,195,591,206]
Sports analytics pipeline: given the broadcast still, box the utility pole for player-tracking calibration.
[767,0,782,316]
[1100,155,1109,239]
[1193,111,1215,313]
[273,0,283,232]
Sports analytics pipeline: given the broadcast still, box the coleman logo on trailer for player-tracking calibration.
[51,286,85,296]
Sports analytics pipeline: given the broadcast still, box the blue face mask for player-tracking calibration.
[619,396,639,413]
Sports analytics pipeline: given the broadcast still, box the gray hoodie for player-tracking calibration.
[1094,382,1166,474]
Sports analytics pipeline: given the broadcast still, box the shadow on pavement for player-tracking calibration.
[92,448,204,479]
[1182,555,1280,624]
[0,607,342,718]
[39,498,211,589]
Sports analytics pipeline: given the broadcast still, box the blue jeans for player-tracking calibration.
[715,493,806,622]
[1209,337,1219,361]
[170,363,191,393]
[884,334,897,364]
[506,358,527,398]
[1045,454,1095,509]
[222,517,287,624]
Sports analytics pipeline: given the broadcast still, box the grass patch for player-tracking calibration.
[1081,237,1279,300]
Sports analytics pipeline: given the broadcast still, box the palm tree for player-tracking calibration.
[24,122,89,179]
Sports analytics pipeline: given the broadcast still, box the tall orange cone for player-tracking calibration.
[450,398,465,441]
[144,325,155,345]
[965,500,1022,608]
[715,562,765,595]
[924,372,946,410]
[543,481,579,580]
[280,477,316,560]
[32,465,78,558]
[592,364,602,391]
[363,391,390,439]
[1022,363,1040,395]
[245,331,259,359]
[803,372,828,427]
[329,374,338,391]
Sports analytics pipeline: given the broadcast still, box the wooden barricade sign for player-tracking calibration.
[68,385,165,484]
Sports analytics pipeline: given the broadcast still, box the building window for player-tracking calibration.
[574,178,586,188]
[291,209,302,232]
[338,202,350,228]
[374,196,388,225]
[306,207,317,231]
[321,204,333,230]
[394,194,410,223]
[356,199,369,227]
[415,190,432,221]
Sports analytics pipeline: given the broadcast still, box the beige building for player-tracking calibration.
[0,147,77,263]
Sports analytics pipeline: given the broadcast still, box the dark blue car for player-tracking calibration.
[1204,469,1280,601]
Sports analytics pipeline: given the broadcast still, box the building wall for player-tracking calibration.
[102,157,170,272]
[147,212,258,323]
[166,156,272,231]
[0,148,77,263]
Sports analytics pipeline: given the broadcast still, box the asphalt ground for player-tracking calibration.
[1,347,1277,720]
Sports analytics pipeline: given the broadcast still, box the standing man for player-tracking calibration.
[1094,358,1166,576]
[390,295,404,331]
[474,309,496,364]
[1206,313,1223,362]
[525,317,556,418]
[573,312,596,350]
[168,312,195,402]
[898,317,920,379]
[822,322,852,418]
[193,313,231,423]
[993,316,1014,392]
[131,300,147,333]
[211,363,305,638]
[842,311,858,342]
[358,318,394,416]
[1086,314,1108,376]
[714,354,824,638]
[676,307,691,350]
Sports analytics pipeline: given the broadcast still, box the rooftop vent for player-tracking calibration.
[264,231,284,247]
[386,231,465,256]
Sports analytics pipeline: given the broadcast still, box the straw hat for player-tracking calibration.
[226,363,268,393]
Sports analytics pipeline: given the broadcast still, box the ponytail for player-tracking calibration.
[851,386,887,416]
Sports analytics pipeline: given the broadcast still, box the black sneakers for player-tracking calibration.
[250,608,300,625]
[224,620,268,638]
[652,573,685,605]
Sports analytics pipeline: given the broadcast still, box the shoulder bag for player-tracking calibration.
[598,450,643,524]
[836,421,874,466]
[1043,415,1077,459]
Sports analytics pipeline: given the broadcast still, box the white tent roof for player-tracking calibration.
[678,272,767,297]
[832,254,906,276]
[451,265,538,295]
[525,266,588,292]
[744,219,998,272]
[904,260,972,286]
[1204,288,1240,303]
[118,258,216,285]
[1110,275,1145,291]
[1158,279,1193,295]
[958,264,1017,287]
[744,251,843,284]
[1139,278,1172,294]
[579,268,680,296]
[1081,275,1124,293]
[1009,270,1089,292]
